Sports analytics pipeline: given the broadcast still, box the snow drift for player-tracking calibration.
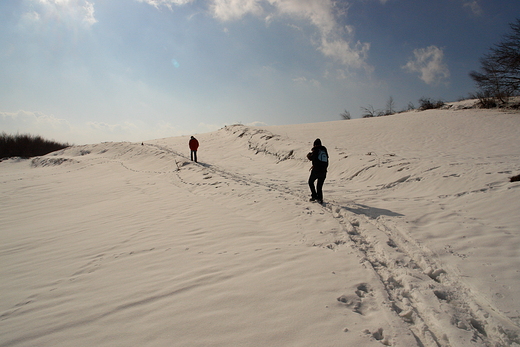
[1,105,520,346]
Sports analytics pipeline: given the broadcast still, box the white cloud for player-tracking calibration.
[267,0,337,35]
[24,0,98,27]
[262,1,370,70]
[87,121,138,134]
[20,11,41,23]
[292,76,321,88]
[83,1,97,25]
[1,110,106,144]
[265,0,370,71]
[403,45,450,86]
[137,0,196,10]
[0,110,211,145]
[139,0,371,71]
[197,122,224,132]
[1,111,72,139]
[287,23,303,31]
[211,0,264,21]
[319,37,370,70]
[463,0,483,16]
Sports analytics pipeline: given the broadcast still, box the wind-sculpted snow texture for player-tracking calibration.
[1,105,520,346]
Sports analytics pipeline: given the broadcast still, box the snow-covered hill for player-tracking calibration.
[1,106,519,346]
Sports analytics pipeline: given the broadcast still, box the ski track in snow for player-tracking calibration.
[144,125,519,346]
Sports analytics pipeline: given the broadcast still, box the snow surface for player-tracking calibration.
[1,106,520,346]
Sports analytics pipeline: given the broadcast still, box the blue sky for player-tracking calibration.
[1,0,519,144]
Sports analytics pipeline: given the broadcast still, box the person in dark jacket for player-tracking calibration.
[307,138,328,203]
[189,136,199,162]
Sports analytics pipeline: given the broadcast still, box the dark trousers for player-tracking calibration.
[308,171,326,201]
[190,150,197,162]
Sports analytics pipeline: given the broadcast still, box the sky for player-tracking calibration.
[1,0,519,145]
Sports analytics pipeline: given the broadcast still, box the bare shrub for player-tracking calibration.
[469,91,498,108]
[418,97,444,110]
[385,96,396,116]
[361,105,384,118]
[340,110,351,120]
[0,133,70,159]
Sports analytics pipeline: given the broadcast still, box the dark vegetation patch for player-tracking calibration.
[0,133,70,160]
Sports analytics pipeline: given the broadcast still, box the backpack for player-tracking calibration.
[317,149,328,163]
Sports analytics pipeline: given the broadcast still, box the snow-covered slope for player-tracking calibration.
[1,107,519,346]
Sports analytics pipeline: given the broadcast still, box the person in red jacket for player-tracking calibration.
[189,136,199,162]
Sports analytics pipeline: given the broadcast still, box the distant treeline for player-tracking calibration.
[0,133,70,159]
